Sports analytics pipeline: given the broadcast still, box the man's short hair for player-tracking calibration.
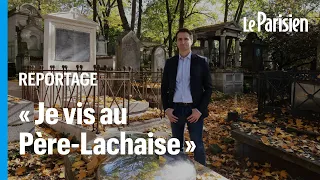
[175,28,193,41]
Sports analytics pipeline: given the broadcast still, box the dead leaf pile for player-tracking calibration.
[234,122,320,162]
[8,125,65,179]
[199,94,300,179]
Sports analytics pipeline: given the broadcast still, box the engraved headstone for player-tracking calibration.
[116,31,141,70]
[55,28,90,62]
[43,8,98,70]
[42,8,99,107]
[151,46,166,72]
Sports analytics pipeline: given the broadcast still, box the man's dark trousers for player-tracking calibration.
[171,103,206,166]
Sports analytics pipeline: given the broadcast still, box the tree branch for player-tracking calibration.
[171,0,180,22]
[98,0,105,7]
[159,19,165,34]
[174,0,180,14]
[87,0,92,7]
[111,0,117,7]
[97,15,104,35]
[185,11,212,19]
[185,0,198,18]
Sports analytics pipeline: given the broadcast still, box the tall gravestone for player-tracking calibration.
[42,8,98,107]
[151,46,166,72]
[116,31,141,71]
[43,8,98,70]
[97,35,108,56]
[241,32,265,72]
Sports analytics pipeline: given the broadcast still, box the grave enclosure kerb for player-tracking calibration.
[21,65,164,132]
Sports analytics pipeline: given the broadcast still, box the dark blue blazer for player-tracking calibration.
[161,54,213,117]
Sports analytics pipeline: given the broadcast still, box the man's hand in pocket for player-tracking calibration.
[165,108,178,123]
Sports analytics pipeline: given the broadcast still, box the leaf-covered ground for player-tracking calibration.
[8,125,66,180]
[200,93,320,180]
[8,92,320,179]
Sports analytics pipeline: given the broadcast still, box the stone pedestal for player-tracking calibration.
[211,71,243,94]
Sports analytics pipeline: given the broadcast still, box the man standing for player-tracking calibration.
[161,28,213,166]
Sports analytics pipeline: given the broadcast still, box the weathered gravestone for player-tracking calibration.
[42,8,99,107]
[97,35,108,56]
[43,8,98,70]
[8,95,34,142]
[240,32,266,72]
[116,31,141,71]
[98,152,196,180]
[65,131,197,180]
[151,46,166,72]
[64,122,229,180]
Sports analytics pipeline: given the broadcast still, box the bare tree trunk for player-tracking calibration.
[131,0,137,31]
[166,0,173,57]
[137,0,142,38]
[235,0,244,23]
[224,0,228,22]
[104,0,117,40]
[179,0,184,29]
[103,19,110,40]
[93,0,97,22]
[164,0,180,57]
[117,0,130,31]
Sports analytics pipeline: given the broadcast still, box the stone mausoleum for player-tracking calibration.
[8,3,109,73]
[8,3,43,72]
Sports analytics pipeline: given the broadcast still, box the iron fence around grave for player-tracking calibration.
[130,69,163,110]
[21,65,164,132]
[257,71,320,119]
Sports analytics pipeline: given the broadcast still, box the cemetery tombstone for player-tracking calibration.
[116,31,141,71]
[241,32,266,72]
[151,46,166,72]
[43,8,98,70]
[97,34,108,56]
[42,8,98,107]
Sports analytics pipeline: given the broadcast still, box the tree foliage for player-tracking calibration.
[8,0,90,15]
[142,0,216,57]
[245,0,320,69]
